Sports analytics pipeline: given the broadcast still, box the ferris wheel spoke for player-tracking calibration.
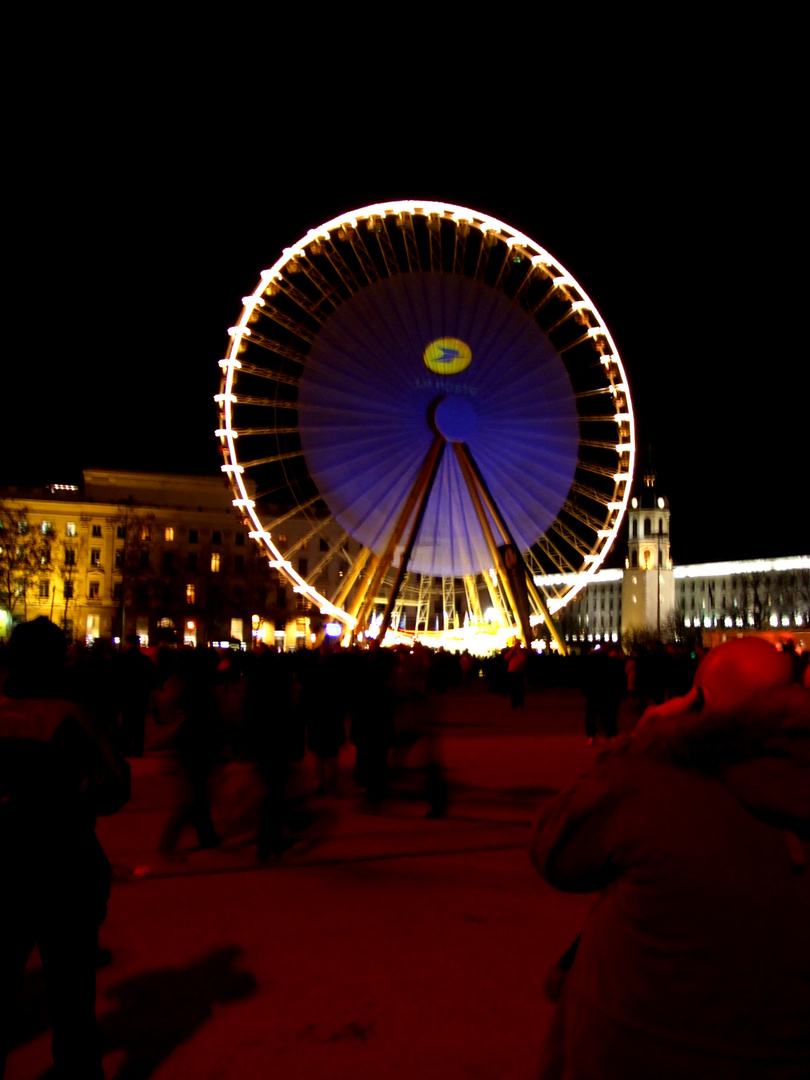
[231,359,302,383]
[368,215,399,277]
[321,236,362,295]
[549,519,595,562]
[308,532,349,583]
[233,427,297,437]
[262,494,324,535]
[294,256,343,314]
[237,449,303,470]
[426,212,443,271]
[281,513,336,560]
[341,224,379,286]
[579,460,621,482]
[395,210,420,273]
[272,275,329,324]
[570,481,616,510]
[251,310,314,348]
[562,498,609,534]
[452,217,470,275]
[536,534,580,576]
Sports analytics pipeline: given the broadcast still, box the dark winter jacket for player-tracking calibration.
[0,694,130,919]
[530,685,810,1079]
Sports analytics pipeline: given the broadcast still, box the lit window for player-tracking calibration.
[39,581,50,598]
[92,525,102,537]
[211,553,221,572]
[90,549,101,567]
[277,533,287,546]
[18,520,28,535]
[186,584,196,604]
[89,581,100,599]
[165,526,174,542]
[66,522,77,537]
[140,525,151,541]
[41,521,53,535]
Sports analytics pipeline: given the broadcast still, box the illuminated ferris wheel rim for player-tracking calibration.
[215,200,636,628]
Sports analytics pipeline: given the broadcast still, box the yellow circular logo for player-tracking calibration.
[423,338,472,375]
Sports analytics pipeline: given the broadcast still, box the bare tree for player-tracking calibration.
[109,507,157,643]
[0,502,49,633]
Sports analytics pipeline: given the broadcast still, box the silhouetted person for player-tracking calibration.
[118,633,157,757]
[350,649,397,806]
[243,645,304,860]
[159,651,223,852]
[530,638,810,1079]
[504,640,527,708]
[581,644,625,742]
[0,617,130,1079]
[300,642,347,795]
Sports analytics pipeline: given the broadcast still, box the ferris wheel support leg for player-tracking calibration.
[452,444,532,649]
[455,443,567,654]
[354,435,446,637]
[525,576,567,656]
[332,546,372,612]
[376,441,446,640]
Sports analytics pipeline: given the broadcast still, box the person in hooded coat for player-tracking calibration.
[529,637,810,1080]
[1,618,130,1079]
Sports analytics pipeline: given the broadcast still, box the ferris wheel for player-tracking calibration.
[215,201,634,648]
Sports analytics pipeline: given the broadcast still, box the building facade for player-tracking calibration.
[536,474,808,650]
[0,470,354,649]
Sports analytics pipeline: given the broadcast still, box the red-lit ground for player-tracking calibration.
[7,681,634,1080]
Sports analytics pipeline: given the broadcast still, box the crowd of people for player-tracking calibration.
[2,619,808,1077]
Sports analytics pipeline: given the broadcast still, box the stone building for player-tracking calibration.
[0,470,353,649]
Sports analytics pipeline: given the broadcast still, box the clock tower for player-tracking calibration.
[622,463,675,642]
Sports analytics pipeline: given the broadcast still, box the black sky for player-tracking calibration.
[4,51,805,569]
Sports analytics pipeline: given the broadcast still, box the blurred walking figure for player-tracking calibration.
[243,645,304,860]
[1,618,130,1079]
[504,640,527,709]
[351,648,397,808]
[581,644,625,743]
[530,637,810,1079]
[159,651,223,852]
[118,633,157,757]
[299,642,347,796]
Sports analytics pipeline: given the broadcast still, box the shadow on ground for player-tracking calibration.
[99,945,256,1079]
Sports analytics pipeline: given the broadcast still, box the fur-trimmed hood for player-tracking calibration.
[611,685,810,839]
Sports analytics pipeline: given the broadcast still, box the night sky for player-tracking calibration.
[5,59,804,570]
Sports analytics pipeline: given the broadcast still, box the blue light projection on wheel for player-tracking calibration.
[298,272,579,580]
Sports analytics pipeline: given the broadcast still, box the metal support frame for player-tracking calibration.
[354,434,445,635]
